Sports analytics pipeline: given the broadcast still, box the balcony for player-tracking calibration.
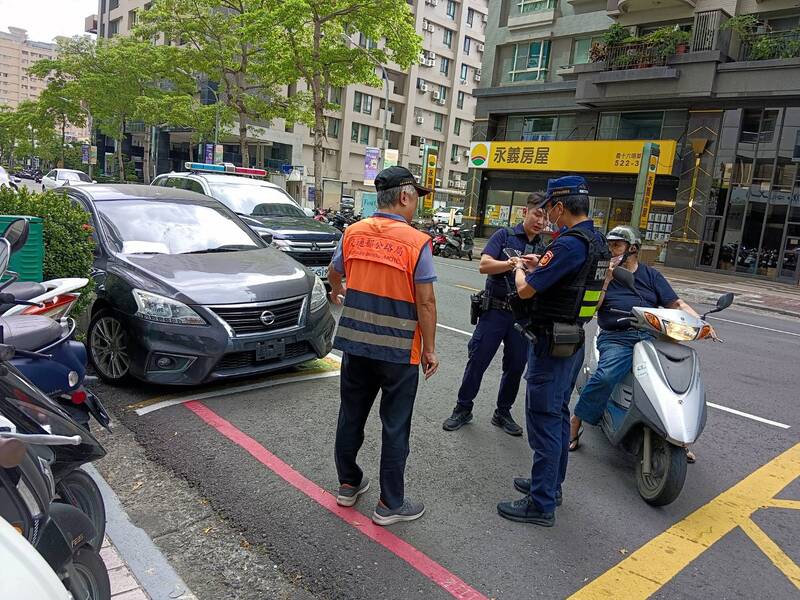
[739,29,800,62]
[507,0,557,31]
[607,0,695,15]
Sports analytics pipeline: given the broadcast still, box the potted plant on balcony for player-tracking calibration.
[646,26,691,62]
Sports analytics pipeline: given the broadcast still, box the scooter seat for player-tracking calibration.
[0,315,63,351]
[0,282,47,314]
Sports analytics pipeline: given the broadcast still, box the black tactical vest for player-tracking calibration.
[526,226,611,327]
[485,228,546,299]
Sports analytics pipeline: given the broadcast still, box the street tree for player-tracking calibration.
[31,80,87,168]
[137,0,305,167]
[266,0,421,207]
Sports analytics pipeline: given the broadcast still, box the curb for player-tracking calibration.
[86,465,198,600]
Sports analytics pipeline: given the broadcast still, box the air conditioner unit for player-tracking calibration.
[436,98,446,105]
[419,137,426,144]
[428,24,435,33]
[463,149,470,157]
[432,91,441,100]
[426,59,436,67]
[451,156,461,164]
[416,116,424,124]
[419,82,429,92]
[482,13,487,23]
[459,78,468,85]
[422,19,428,29]
[326,149,337,155]
[428,52,437,61]
[474,72,481,82]
[477,43,485,52]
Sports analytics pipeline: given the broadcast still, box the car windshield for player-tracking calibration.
[209,183,306,218]
[62,171,91,182]
[95,199,260,255]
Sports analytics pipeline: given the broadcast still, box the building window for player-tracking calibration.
[466,8,475,27]
[457,91,465,110]
[572,36,602,65]
[460,63,469,80]
[434,113,444,132]
[110,0,119,9]
[358,33,377,49]
[327,86,342,105]
[463,37,471,54]
[517,0,555,14]
[128,9,138,27]
[439,85,447,100]
[454,118,462,135]
[451,144,460,161]
[598,111,664,140]
[440,57,450,76]
[353,92,373,115]
[740,109,779,143]
[351,123,371,145]
[108,18,121,37]
[327,118,341,139]
[447,0,456,19]
[509,40,550,82]
[443,28,453,48]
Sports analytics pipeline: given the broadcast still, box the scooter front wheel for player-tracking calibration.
[56,469,106,549]
[635,432,687,506]
[68,547,111,600]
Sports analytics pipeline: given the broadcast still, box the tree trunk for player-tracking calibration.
[60,119,66,168]
[311,18,323,209]
[239,115,249,167]
[117,123,125,183]
[142,127,151,184]
[188,141,194,162]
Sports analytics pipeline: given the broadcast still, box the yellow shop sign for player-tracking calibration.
[468,140,676,175]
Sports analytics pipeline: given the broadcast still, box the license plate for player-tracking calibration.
[311,266,328,278]
[256,340,285,362]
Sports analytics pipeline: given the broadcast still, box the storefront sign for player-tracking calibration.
[639,153,659,229]
[361,192,378,217]
[468,140,676,175]
[364,146,381,186]
[423,149,437,210]
[485,204,510,227]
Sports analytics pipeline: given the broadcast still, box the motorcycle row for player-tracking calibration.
[428,223,476,260]
[0,218,112,600]
[312,208,361,232]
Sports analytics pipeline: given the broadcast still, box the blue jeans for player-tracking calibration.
[574,329,654,426]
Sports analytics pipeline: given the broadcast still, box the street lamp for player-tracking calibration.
[200,81,221,148]
[341,34,390,168]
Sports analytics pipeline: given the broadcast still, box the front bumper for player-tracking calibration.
[122,305,335,386]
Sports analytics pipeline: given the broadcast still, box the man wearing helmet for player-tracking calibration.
[569,225,710,462]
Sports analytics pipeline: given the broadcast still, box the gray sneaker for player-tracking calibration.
[336,478,370,507]
[372,498,425,526]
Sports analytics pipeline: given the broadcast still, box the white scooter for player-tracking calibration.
[575,267,733,506]
[0,277,88,318]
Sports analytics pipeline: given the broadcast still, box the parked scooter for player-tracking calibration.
[441,225,475,260]
[575,267,733,506]
[0,219,108,547]
[0,414,110,599]
[1,277,88,318]
[430,226,448,257]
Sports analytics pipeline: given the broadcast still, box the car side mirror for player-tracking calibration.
[612,266,636,292]
[2,218,29,253]
[303,207,314,218]
[91,180,97,184]
[260,232,273,245]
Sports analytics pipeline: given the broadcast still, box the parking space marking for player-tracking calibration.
[707,402,791,429]
[707,316,800,338]
[569,443,800,599]
[454,284,482,292]
[184,401,489,600]
[132,354,341,416]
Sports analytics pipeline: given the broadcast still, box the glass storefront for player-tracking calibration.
[700,107,800,282]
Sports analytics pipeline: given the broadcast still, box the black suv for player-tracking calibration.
[152,171,341,280]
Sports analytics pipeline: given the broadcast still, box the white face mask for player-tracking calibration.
[545,203,562,230]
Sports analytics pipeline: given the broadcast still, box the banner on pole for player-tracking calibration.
[81,145,90,164]
[364,147,381,185]
[204,144,214,164]
[423,149,437,209]
[89,146,97,165]
[214,144,223,164]
[383,148,399,170]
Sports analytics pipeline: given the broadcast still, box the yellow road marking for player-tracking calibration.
[768,499,800,510]
[570,443,800,599]
[454,284,481,292]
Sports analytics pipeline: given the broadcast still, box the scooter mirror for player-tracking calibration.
[612,266,636,292]
[1,218,29,253]
[716,292,734,311]
[0,239,9,276]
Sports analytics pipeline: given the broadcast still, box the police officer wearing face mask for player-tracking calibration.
[443,194,547,436]
[497,175,610,527]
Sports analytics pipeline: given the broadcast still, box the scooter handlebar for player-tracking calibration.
[0,432,82,446]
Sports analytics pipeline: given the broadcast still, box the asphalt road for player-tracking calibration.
[92,252,800,600]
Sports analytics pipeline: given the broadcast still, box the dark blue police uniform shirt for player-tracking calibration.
[598,263,679,331]
[482,224,542,298]
[526,220,602,294]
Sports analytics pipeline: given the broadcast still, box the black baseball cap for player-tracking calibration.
[374,166,432,197]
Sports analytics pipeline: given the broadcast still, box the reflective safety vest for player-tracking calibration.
[333,216,432,364]
[527,226,611,327]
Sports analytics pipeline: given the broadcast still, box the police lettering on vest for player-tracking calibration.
[333,217,432,365]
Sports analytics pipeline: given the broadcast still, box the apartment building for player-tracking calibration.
[94,0,487,206]
[470,0,800,283]
[0,27,88,142]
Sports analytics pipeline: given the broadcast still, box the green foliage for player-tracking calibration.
[645,27,691,60]
[721,14,759,39]
[602,24,631,47]
[0,187,95,316]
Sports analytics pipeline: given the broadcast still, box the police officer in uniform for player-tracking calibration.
[443,194,546,435]
[497,176,610,527]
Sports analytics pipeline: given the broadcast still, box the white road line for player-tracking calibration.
[707,402,791,429]
[708,316,800,338]
[436,321,791,430]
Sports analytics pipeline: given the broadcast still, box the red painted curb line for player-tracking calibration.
[184,400,488,600]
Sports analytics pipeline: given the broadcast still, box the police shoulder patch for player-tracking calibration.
[539,250,554,267]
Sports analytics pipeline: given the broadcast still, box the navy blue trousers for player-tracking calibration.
[457,308,527,411]
[525,337,585,513]
[334,353,419,510]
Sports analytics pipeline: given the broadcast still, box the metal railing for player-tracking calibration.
[692,10,726,52]
[740,29,800,61]
[605,42,668,71]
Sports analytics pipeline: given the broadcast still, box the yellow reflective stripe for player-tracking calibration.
[335,326,414,350]
[583,290,602,302]
[579,305,597,318]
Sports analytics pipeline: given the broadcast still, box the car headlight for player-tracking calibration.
[132,289,206,325]
[310,276,327,311]
[663,320,699,341]
[271,238,292,251]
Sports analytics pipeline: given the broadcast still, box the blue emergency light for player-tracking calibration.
[184,162,267,177]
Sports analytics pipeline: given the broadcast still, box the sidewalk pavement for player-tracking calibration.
[472,237,800,318]
[101,536,150,600]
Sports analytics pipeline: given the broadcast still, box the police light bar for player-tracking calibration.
[184,162,267,177]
